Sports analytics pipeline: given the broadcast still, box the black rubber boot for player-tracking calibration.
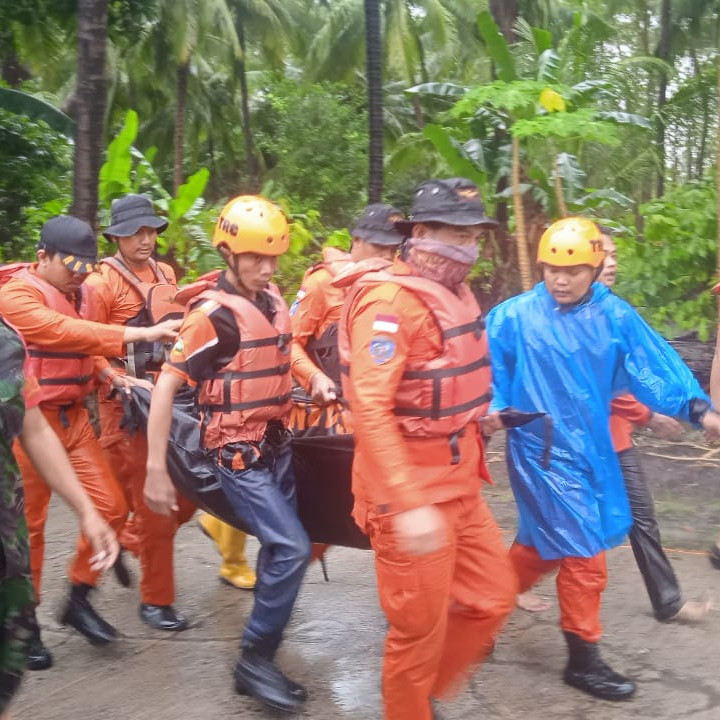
[27,624,53,671]
[112,549,132,588]
[139,603,188,631]
[562,631,635,701]
[234,644,307,713]
[60,583,117,645]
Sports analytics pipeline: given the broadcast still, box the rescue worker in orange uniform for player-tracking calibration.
[199,204,407,580]
[290,204,404,427]
[337,179,518,720]
[86,194,197,630]
[286,204,405,567]
[145,196,311,715]
[0,216,179,669]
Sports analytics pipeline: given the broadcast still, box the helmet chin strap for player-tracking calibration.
[227,252,256,300]
[229,252,241,278]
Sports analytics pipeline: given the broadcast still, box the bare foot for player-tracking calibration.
[666,599,713,623]
[516,590,551,613]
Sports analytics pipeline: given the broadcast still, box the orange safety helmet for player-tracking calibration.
[537,217,605,268]
[213,195,290,256]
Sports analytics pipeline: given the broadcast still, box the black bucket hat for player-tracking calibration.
[102,194,169,239]
[351,204,406,246]
[38,215,99,274]
[395,178,497,234]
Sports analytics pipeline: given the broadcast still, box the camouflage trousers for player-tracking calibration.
[0,577,35,714]
[0,446,36,714]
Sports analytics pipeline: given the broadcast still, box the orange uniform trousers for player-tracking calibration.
[510,542,607,642]
[367,493,517,720]
[13,403,128,602]
[98,396,195,605]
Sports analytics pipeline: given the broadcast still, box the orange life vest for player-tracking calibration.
[11,267,95,407]
[197,283,293,448]
[295,249,351,384]
[338,270,491,438]
[101,255,183,378]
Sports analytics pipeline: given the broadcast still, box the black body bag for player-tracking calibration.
[124,386,370,549]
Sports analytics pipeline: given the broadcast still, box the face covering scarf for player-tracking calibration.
[405,237,479,289]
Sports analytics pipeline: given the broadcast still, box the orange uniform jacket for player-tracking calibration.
[290,248,350,391]
[0,266,125,383]
[610,394,651,453]
[344,261,489,529]
[86,259,177,330]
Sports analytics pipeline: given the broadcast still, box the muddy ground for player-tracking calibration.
[12,424,720,720]
[11,332,720,720]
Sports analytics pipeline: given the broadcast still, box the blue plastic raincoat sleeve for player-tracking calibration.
[486,304,513,414]
[609,298,709,425]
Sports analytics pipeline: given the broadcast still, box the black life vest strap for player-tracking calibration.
[210,363,291,381]
[394,391,492,420]
[203,392,292,413]
[38,375,93,386]
[239,333,292,350]
[448,428,466,465]
[442,316,485,341]
[28,349,88,360]
[402,355,490,381]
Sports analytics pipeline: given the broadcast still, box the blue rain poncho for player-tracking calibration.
[486,282,709,560]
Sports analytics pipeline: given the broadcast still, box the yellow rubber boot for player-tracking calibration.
[197,513,256,590]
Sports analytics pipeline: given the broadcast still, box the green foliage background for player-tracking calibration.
[0,0,719,332]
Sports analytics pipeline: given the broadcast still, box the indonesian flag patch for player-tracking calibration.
[372,313,399,334]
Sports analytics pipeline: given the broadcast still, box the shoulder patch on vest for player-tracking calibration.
[369,335,396,365]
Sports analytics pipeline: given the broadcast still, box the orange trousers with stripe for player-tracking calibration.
[98,397,195,605]
[367,494,517,720]
[13,403,128,602]
[510,542,608,642]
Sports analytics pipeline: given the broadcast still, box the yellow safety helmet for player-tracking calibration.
[213,195,289,256]
[537,217,605,268]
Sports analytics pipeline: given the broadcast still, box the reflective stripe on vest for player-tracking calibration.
[15,268,95,405]
[197,284,293,447]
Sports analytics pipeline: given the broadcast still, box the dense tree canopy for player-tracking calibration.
[0,0,718,334]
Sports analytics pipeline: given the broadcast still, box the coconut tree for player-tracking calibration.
[365,0,384,201]
[143,0,239,193]
[226,0,295,191]
[306,0,483,200]
[73,0,108,225]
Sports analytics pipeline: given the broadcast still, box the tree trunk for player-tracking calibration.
[72,0,108,226]
[236,21,259,191]
[691,44,709,179]
[655,0,671,197]
[490,0,517,42]
[174,61,189,195]
[411,14,429,129]
[512,136,532,291]
[716,38,720,276]
[553,153,568,218]
[364,0,384,202]
[637,0,650,56]
[1,49,31,88]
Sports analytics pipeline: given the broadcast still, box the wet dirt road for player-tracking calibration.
[13,435,720,720]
